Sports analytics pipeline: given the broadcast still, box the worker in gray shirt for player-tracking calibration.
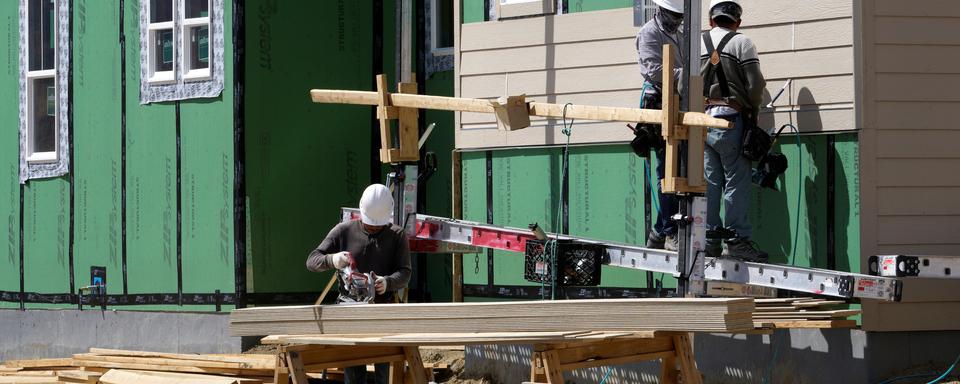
[633,0,684,251]
[305,183,411,384]
[700,0,768,262]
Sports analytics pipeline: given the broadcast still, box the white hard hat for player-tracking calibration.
[652,0,684,14]
[709,0,742,21]
[359,184,394,226]
[709,0,741,8]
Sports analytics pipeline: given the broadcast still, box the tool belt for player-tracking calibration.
[705,98,743,112]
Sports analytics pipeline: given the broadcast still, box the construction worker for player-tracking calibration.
[634,0,684,251]
[700,0,768,261]
[305,183,412,384]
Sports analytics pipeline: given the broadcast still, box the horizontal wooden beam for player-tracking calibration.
[310,89,732,128]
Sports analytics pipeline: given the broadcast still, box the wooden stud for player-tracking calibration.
[389,361,404,384]
[376,75,395,163]
[402,347,428,384]
[397,80,421,162]
[541,350,565,384]
[529,352,547,383]
[286,351,309,384]
[451,150,464,303]
[674,334,703,384]
[687,75,707,189]
[660,355,679,384]
[315,273,338,305]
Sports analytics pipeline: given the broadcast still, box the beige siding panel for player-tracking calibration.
[759,47,854,80]
[460,89,641,124]
[877,131,960,158]
[875,17,960,45]
[876,244,960,256]
[742,18,853,54]
[876,73,960,102]
[877,216,960,245]
[876,101,960,130]
[862,302,960,331]
[705,0,851,25]
[876,45,960,74]
[459,38,636,76]
[877,159,960,187]
[875,0,960,17]
[459,121,628,149]
[462,64,642,100]
[765,75,855,108]
[497,0,554,19]
[878,187,960,216]
[459,9,635,52]
[760,107,856,133]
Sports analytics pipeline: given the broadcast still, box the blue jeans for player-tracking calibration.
[345,363,390,384]
[704,110,753,240]
[655,148,679,237]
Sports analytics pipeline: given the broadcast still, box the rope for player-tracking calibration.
[544,103,576,301]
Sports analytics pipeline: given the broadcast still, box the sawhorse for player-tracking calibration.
[529,332,702,384]
[274,344,428,384]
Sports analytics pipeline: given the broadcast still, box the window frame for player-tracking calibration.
[180,0,211,81]
[139,0,224,104]
[18,0,71,182]
[429,0,454,57]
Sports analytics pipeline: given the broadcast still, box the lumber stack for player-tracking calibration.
[752,298,861,329]
[230,298,757,336]
[0,349,275,384]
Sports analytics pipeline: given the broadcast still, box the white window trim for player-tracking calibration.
[147,18,176,84]
[19,0,71,183]
[139,0,224,104]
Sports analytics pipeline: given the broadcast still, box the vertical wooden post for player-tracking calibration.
[376,75,395,163]
[403,346,428,383]
[660,355,680,384]
[687,75,707,188]
[286,350,309,384]
[541,350,565,384]
[397,78,421,161]
[674,334,703,384]
[274,351,290,384]
[389,361,405,384]
[661,44,680,193]
[452,150,464,302]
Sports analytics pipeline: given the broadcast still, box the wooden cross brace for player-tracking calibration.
[376,74,421,164]
[661,44,712,194]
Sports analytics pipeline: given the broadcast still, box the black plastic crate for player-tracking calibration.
[523,239,604,286]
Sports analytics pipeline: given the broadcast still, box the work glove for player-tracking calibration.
[330,251,351,269]
[374,275,387,295]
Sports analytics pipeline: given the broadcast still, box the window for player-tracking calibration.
[430,0,453,56]
[19,0,70,182]
[140,0,223,104]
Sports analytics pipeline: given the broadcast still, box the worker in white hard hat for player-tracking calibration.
[305,183,411,383]
[632,0,684,252]
[700,0,768,262]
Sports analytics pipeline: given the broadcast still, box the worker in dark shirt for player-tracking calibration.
[305,183,411,384]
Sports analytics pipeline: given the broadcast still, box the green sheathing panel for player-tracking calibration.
[460,151,487,285]
[462,135,862,298]
[568,146,650,288]
[423,71,455,302]
[462,0,485,23]
[0,2,21,308]
[835,133,860,273]
[245,0,373,293]
[566,0,632,13]
[22,179,71,309]
[124,0,178,302]
[179,3,234,308]
[751,135,828,268]
[72,0,123,297]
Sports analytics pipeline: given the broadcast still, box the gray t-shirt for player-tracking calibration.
[306,220,412,303]
[635,18,683,94]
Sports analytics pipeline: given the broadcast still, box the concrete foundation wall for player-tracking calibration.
[0,309,242,362]
[466,329,960,384]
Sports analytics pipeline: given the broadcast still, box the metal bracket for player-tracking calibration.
[869,255,959,279]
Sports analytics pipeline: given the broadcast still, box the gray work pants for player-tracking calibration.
[704,109,753,240]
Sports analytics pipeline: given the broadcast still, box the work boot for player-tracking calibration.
[722,239,769,263]
[664,235,679,252]
[705,241,722,258]
[646,231,665,249]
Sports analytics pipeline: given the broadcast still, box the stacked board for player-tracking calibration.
[230,298,757,336]
[0,349,275,384]
[753,298,860,329]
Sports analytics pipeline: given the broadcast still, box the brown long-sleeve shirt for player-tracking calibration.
[306,220,412,303]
